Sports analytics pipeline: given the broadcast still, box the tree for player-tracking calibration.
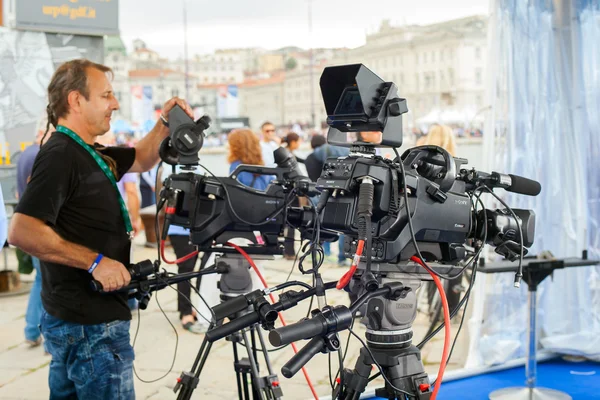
[285,57,298,70]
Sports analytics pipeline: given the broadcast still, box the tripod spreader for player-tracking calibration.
[205,281,338,343]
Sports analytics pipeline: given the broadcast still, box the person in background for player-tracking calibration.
[259,121,280,167]
[139,167,157,208]
[280,132,303,259]
[282,132,303,161]
[304,135,327,181]
[229,129,273,190]
[17,116,52,348]
[416,124,457,156]
[306,135,350,266]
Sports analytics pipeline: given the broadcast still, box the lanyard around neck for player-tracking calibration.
[56,125,133,238]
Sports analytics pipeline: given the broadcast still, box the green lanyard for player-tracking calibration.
[56,125,133,238]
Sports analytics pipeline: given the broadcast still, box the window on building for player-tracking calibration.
[475,47,481,59]
[475,68,482,85]
[448,68,455,86]
[171,89,179,97]
[432,51,435,62]
[476,94,483,105]
[424,52,427,63]
[440,50,444,61]
[415,54,419,64]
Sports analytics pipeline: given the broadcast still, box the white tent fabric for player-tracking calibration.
[466,0,600,368]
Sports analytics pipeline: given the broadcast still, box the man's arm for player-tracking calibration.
[129,97,194,173]
[8,213,130,291]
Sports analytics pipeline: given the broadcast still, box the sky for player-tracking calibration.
[119,0,489,59]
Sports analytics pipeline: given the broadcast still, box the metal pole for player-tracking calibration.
[525,289,537,389]
[183,0,190,100]
[308,0,315,129]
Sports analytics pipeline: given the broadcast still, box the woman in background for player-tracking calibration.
[228,129,273,190]
[416,124,457,156]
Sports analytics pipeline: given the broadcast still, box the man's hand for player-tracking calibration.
[92,257,131,292]
[161,97,194,122]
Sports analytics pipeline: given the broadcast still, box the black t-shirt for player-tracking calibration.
[15,132,136,325]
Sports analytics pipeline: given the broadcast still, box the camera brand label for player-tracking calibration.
[454,199,468,205]
[396,303,413,309]
[265,200,279,205]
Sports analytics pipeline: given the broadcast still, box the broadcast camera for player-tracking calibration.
[157,107,327,252]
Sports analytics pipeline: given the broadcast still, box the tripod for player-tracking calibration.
[174,253,283,400]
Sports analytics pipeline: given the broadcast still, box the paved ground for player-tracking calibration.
[0,236,469,399]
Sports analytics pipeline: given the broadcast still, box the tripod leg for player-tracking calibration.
[241,329,265,400]
[176,332,214,400]
[233,341,246,400]
[255,326,283,399]
[338,347,374,400]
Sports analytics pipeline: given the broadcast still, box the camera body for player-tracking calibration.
[316,148,472,265]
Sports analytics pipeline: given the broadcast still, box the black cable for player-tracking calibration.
[347,327,415,398]
[132,288,179,383]
[285,241,305,283]
[431,256,478,387]
[481,184,524,286]
[333,316,355,385]
[416,192,487,349]
[199,163,293,226]
[158,273,214,325]
[155,161,163,263]
[392,147,474,281]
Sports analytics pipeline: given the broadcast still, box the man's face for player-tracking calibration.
[80,67,120,136]
[262,124,276,141]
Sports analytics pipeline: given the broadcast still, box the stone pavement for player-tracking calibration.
[0,237,469,399]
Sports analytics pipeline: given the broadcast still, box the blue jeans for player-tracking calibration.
[41,311,135,400]
[323,234,346,262]
[24,257,43,342]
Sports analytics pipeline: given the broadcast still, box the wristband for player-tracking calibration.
[160,114,169,127]
[88,253,103,274]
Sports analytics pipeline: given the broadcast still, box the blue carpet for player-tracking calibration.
[369,360,600,400]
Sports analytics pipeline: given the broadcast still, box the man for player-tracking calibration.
[17,116,53,348]
[259,121,280,166]
[8,59,193,399]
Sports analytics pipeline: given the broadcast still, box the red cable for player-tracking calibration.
[160,239,199,265]
[336,239,365,290]
[226,242,320,400]
[410,256,450,400]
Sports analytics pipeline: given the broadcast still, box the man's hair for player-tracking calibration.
[43,59,117,176]
[42,59,113,145]
[310,134,327,149]
[260,121,274,130]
